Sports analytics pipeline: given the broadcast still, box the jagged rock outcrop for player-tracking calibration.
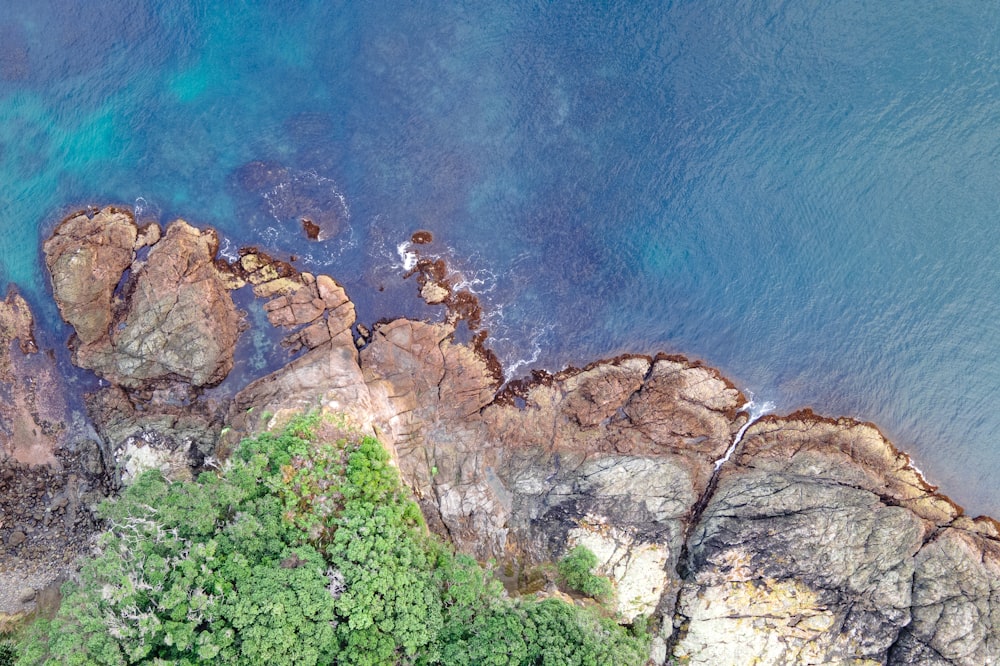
[44,208,240,388]
[669,414,984,665]
[85,385,225,484]
[226,267,1000,663]
[43,206,137,347]
[230,315,746,624]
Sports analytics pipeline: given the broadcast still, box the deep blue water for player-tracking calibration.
[2,1,999,514]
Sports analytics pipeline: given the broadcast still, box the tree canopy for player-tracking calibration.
[13,414,650,666]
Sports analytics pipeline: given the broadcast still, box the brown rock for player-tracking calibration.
[45,211,240,388]
[290,300,324,324]
[316,275,349,309]
[135,222,161,249]
[75,221,240,387]
[43,207,137,345]
[620,357,743,458]
[233,250,301,298]
[560,359,648,428]
[283,320,331,353]
[0,288,36,364]
[0,289,69,467]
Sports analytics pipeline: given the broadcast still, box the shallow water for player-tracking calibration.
[1,1,999,514]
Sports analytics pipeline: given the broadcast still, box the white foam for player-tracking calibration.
[714,393,777,469]
[396,241,418,271]
[453,264,498,295]
[218,236,239,262]
[260,168,351,229]
[497,323,553,381]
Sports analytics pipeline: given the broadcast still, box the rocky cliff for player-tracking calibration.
[2,206,998,664]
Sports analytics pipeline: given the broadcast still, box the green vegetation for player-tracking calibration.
[557,547,614,603]
[13,414,650,665]
[0,641,17,666]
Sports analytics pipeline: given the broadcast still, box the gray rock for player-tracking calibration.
[889,525,1000,665]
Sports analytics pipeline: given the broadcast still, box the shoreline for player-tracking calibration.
[5,205,1000,663]
[11,203,996,527]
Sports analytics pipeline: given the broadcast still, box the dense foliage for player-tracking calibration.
[14,414,649,665]
[0,641,17,666]
[557,547,614,603]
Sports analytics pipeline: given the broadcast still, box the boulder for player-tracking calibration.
[45,212,241,388]
[43,207,136,346]
[81,220,240,387]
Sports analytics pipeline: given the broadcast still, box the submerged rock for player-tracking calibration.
[234,161,348,241]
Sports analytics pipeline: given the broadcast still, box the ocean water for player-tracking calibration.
[2,1,999,514]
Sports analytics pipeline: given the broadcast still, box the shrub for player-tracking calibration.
[558,546,615,602]
[0,641,18,666]
[15,414,649,665]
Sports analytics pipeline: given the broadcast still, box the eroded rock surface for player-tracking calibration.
[227,274,1000,664]
[45,210,240,388]
[671,415,978,665]
[889,521,1000,665]
[231,321,746,624]
[43,206,137,347]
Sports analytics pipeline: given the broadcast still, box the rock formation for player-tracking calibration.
[0,289,107,625]
[672,415,961,664]
[44,207,240,388]
[222,259,1000,664]
[7,207,1000,664]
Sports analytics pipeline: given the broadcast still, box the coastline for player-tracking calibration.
[2,205,1000,664]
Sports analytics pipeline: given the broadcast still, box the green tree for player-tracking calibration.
[557,547,614,602]
[16,414,650,666]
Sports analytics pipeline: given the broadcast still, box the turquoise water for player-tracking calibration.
[2,1,1000,514]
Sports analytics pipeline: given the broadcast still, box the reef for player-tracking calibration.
[2,205,999,664]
